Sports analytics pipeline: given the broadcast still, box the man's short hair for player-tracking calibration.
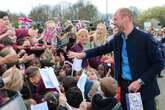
[118,8,133,20]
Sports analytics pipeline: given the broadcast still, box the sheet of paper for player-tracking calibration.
[72,58,82,72]
[77,70,87,99]
[39,67,60,90]
[46,67,60,91]
[31,102,48,110]
[126,92,143,110]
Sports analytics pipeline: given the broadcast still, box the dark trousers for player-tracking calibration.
[120,78,131,110]
[143,98,156,110]
[120,78,156,110]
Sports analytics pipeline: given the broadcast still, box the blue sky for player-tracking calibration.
[0,0,164,15]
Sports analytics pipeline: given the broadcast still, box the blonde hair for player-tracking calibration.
[2,66,24,91]
[100,77,118,97]
[44,20,56,28]
[97,23,107,35]
[76,28,89,41]
[86,67,98,76]
[94,23,107,46]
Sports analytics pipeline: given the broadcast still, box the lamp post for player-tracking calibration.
[106,0,108,17]
[105,0,109,28]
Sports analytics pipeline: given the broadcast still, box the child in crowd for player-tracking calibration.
[65,87,83,109]
[43,20,57,46]
[86,67,98,80]
[44,92,59,110]
[0,66,24,105]
[91,77,123,110]
[23,66,57,103]
[97,63,110,79]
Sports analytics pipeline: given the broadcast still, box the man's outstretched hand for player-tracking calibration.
[68,51,85,59]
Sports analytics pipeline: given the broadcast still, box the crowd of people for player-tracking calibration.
[0,7,164,110]
[147,27,165,77]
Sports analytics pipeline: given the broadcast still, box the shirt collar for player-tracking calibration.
[127,27,136,38]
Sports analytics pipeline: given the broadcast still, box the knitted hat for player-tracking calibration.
[100,77,118,97]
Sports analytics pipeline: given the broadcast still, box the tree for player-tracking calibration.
[28,5,51,24]
[52,4,62,18]
[137,5,165,28]
[27,0,103,28]
[129,6,141,26]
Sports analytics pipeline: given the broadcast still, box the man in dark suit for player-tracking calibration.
[68,8,163,110]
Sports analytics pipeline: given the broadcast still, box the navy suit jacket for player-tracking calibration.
[85,28,164,101]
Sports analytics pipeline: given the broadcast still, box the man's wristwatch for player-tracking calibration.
[138,78,144,86]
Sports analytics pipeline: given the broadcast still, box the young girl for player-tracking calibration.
[86,67,98,80]
[70,28,89,68]
[24,66,57,103]
[43,20,57,46]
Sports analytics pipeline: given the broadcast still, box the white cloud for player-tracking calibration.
[91,0,165,14]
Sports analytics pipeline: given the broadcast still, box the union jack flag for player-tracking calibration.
[17,17,32,29]
[76,20,82,32]
[55,17,62,35]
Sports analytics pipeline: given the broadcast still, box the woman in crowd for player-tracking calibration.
[91,23,107,47]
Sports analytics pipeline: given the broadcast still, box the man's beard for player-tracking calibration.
[113,26,124,37]
[118,25,125,32]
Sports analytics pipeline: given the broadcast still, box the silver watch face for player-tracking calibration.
[138,79,144,85]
